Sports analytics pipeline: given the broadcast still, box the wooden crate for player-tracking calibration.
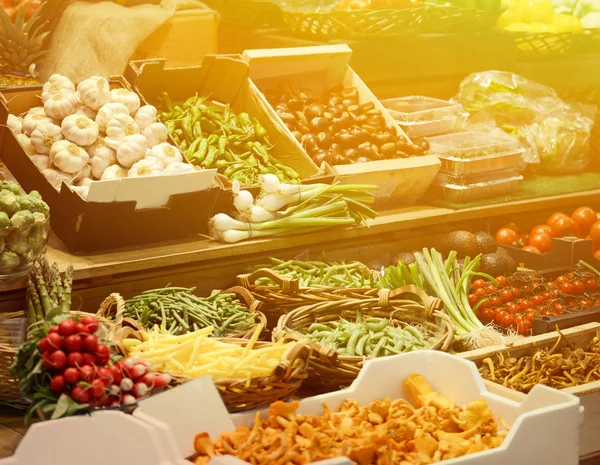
[459,322,600,460]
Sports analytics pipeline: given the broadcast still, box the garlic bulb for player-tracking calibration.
[7,114,23,134]
[148,143,183,167]
[22,112,55,136]
[50,140,89,174]
[142,122,168,147]
[134,105,157,131]
[75,164,92,183]
[78,177,93,188]
[16,134,35,156]
[85,136,113,158]
[164,162,195,175]
[106,114,140,143]
[116,134,147,168]
[91,148,117,179]
[31,122,63,154]
[110,88,140,115]
[61,114,99,146]
[44,92,79,120]
[27,106,46,116]
[75,105,97,120]
[128,158,164,177]
[71,185,90,200]
[77,76,110,111]
[95,102,129,132]
[42,74,75,98]
[101,164,128,181]
[30,154,52,170]
[43,168,73,190]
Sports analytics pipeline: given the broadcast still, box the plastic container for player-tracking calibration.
[435,167,522,186]
[438,148,525,175]
[428,131,523,159]
[381,96,464,122]
[0,215,49,278]
[398,112,469,139]
[430,175,523,202]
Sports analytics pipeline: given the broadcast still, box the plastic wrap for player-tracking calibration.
[455,70,597,174]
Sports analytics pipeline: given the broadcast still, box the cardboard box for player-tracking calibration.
[0,78,221,253]
[241,44,441,206]
[504,237,599,271]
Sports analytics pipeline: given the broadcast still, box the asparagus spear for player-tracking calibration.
[27,279,44,323]
[33,262,54,316]
[40,259,58,306]
[60,265,74,313]
[52,262,64,304]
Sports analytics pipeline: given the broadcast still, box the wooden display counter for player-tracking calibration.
[1,188,599,315]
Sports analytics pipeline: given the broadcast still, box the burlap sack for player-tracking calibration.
[40,0,208,82]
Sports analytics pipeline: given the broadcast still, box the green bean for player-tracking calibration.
[346,331,362,356]
[355,334,369,356]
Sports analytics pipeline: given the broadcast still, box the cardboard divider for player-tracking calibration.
[241,44,441,206]
[0,78,222,253]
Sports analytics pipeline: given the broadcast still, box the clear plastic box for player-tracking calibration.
[435,167,522,186]
[430,175,524,202]
[397,112,469,139]
[439,148,526,176]
[381,96,464,123]
[428,131,524,159]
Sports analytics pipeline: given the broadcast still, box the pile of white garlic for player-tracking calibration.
[7,74,195,201]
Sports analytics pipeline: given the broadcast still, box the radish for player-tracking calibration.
[58,319,77,337]
[153,373,171,389]
[83,335,98,353]
[50,375,66,393]
[38,337,51,352]
[64,367,80,384]
[49,350,67,370]
[109,399,120,407]
[72,386,90,404]
[140,372,155,387]
[79,365,95,383]
[119,358,135,377]
[63,335,83,353]
[49,325,60,334]
[82,353,97,366]
[47,332,63,350]
[67,352,83,368]
[130,363,147,379]
[90,379,105,399]
[108,384,121,396]
[108,364,123,384]
[42,350,54,369]
[81,315,99,334]
[96,344,110,366]
[120,378,133,392]
[121,394,136,405]
[139,359,152,368]
[74,323,91,335]
[96,367,113,385]
[132,382,148,399]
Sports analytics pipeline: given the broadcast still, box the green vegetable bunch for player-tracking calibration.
[0,182,50,275]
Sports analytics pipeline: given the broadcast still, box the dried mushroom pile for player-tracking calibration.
[479,330,600,392]
[192,374,507,465]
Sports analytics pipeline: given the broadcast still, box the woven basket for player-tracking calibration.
[282,7,423,39]
[508,31,576,56]
[237,268,384,330]
[420,5,499,33]
[273,285,454,392]
[0,311,28,408]
[573,30,600,54]
[171,338,311,413]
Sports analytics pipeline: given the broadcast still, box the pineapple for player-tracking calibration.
[0,1,49,88]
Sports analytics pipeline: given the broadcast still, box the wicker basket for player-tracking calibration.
[282,7,423,39]
[509,31,577,56]
[421,5,500,33]
[238,268,385,330]
[273,285,454,392]
[171,338,311,413]
[0,311,28,408]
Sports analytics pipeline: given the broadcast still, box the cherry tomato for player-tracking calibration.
[529,233,552,253]
[519,299,533,310]
[595,249,600,260]
[511,287,522,299]
[495,276,508,287]
[485,285,498,294]
[495,310,513,328]
[542,292,552,300]
[572,280,585,295]
[479,299,491,310]
[556,275,569,283]
[507,302,520,314]
[560,282,574,295]
[472,279,486,290]
[547,212,570,226]
[590,221,600,253]
[550,289,560,297]
[517,320,532,335]
[530,224,552,236]
[545,281,557,289]
[522,284,532,295]
[489,296,502,307]
[518,232,530,248]
[480,308,496,323]
[495,228,519,246]
[502,222,519,233]
[584,278,598,291]
[523,311,535,323]
[572,207,597,236]
[475,288,487,298]
[579,299,593,307]
[531,294,545,306]
[552,302,565,312]
[550,217,581,238]
[501,289,513,303]
[522,245,541,254]
[468,294,479,306]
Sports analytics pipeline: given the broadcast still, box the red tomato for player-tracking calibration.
[472,279,486,290]
[507,302,520,314]
[595,249,600,260]
[531,295,545,306]
[517,320,532,335]
[547,212,570,226]
[522,284,533,295]
[479,299,491,310]
[475,288,487,297]
[584,279,598,291]
[511,287,522,299]
[523,311,535,323]
[542,292,552,300]
[591,221,600,253]
[495,228,519,246]
[495,310,513,328]
[579,299,593,307]
[519,299,533,310]
[572,207,597,236]
[522,245,541,254]
[489,296,502,307]
[468,294,479,306]
[501,289,513,303]
[502,222,519,233]
[556,275,569,283]
[496,276,508,287]
[572,280,585,295]
[550,217,581,238]
[530,224,552,236]
[529,233,552,253]
[480,308,496,323]
[560,282,574,295]
[485,285,498,295]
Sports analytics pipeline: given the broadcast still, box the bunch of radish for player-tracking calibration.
[38,315,170,407]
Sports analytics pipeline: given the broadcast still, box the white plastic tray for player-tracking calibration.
[0,351,583,465]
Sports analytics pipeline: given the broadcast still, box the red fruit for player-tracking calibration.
[39,337,51,352]
[90,379,105,399]
[83,335,99,353]
[42,350,54,369]
[81,316,99,334]
[572,280,585,295]
[96,367,113,385]
[560,282,574,295]
[468,294,479,306]
[585,279,598,291]
[58,319,77,337]
[121,394,137,405]
[550,217,581,238]
[82,353,97,366]
[63,335,84,353]
[108,365,123,384]
[74,323,91,335]
[49,350,67,370]
[572,207,597,236]
[67,352,84,368]
[501,289,513,303]
[64,367,80,384]
[49,326,60,334]
[47,332,63,350]
[50,375,66,393]
[496,276,508,287]
[72,386,90,404]
[140,372,155,387]
[95,344,110,366]
[495,228,519,246]
[79,365,95,383]
[153,373,171,389]
[132,382,149,399]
